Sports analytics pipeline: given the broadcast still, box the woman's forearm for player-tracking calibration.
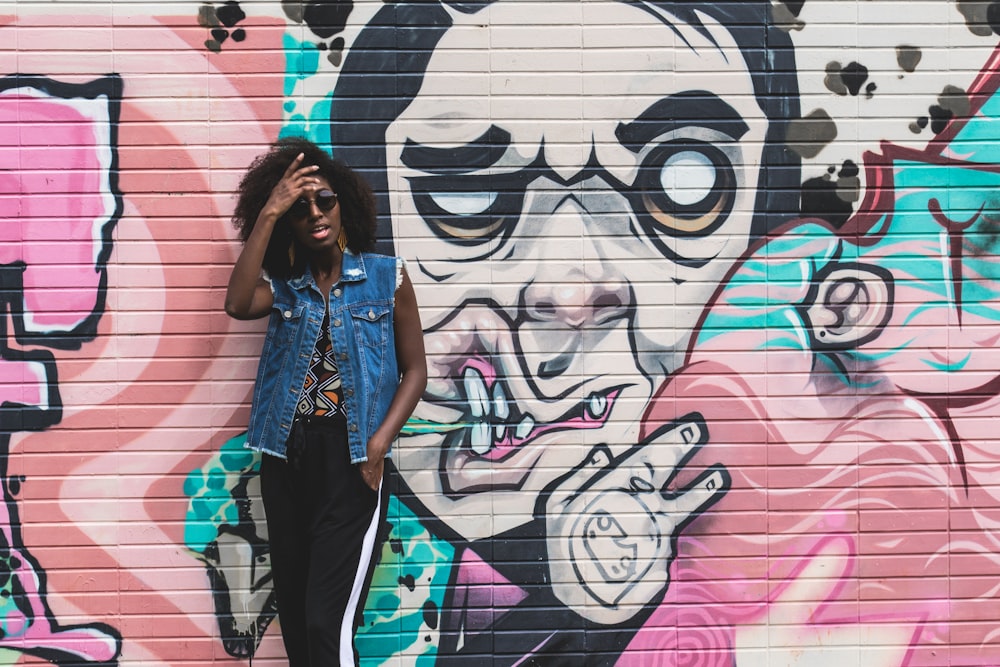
[224,210,277,319]
[225,153,318,320]
[367,269,427,459]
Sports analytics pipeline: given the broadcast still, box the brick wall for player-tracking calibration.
[2,1,1000,665]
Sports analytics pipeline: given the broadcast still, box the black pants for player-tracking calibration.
[260,415,386,667]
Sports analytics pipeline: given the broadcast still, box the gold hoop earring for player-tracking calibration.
[337,229,348,252]
[288,241,296,266]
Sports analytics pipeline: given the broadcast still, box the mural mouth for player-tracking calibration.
[453,356,624,461]
[401,303,640,495]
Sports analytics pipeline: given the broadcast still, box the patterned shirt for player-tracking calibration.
[295,308,345,418]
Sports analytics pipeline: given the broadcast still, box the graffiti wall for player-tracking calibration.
[2,1,1000,665]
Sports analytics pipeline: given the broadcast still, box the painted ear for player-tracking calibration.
[797,262,894,350]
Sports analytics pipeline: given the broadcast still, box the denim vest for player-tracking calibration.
[245,251,401,463]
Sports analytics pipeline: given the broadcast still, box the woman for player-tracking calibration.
[224,137,426,666]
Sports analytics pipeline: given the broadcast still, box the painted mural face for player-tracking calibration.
[387,2,767,538]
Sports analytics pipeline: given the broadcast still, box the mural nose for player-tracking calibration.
[522,277,631,328]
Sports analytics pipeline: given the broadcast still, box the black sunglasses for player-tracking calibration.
[286,189,339,220]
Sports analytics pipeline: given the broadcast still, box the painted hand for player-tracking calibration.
[543,413,729,625]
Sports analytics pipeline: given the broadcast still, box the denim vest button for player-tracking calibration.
[368,309,376,320]
[349,423,358,432]
[283,310,292,318]
[333,288,342,298]
[339,352,348,360]
[333,318,341,327]
[346,388,354,397]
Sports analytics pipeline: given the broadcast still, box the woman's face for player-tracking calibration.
[286,175,342,255]
[385,1,768,539]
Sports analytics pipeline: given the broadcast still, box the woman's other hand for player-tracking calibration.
[359,456,384,492]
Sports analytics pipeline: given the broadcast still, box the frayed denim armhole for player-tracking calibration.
[395,257,406,292]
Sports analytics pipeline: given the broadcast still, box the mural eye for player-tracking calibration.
[427,191,498,216]
[634,142,735,238]
[409,179,524,247]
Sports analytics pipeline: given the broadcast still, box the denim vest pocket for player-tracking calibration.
[268,303,306,345]
[348,303,391,350]
[348,302,392,428]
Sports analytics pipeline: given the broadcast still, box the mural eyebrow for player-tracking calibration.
[615,91,749,153]
[400,126,513,175]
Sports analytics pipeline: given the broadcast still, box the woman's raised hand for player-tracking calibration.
[260,153,320,222]
[226,154,317,319]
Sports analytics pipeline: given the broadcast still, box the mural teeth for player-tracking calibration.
[494,422,505,442]
[587,392,607,419]
[463,367,489,419]
[515,414,534,440]
[492,382,509,420]
[470,421,491,455]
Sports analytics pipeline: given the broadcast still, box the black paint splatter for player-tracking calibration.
[896,45,922,73]
[389,538,403,555]
[841,62,869,96]
[928,85,971,135]
[282,1,353,66]
[198,5,218,28]
[800,160,860,228]
[785,109,838,160]
[328,36,346,67]
[825,61,873,98]
[422,600,439,630]
[217,1,246,27]
[929,105,954,135]
[398,574,416,592]
[824,63,848,96]
[911,86,970,136]
[200,1,247,52]
[303,0,353,39]
[957,1,1000,36]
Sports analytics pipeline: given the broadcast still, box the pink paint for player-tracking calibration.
[620,63,1000,659]
[444,548,530,635]
[0,356,46,409]
[0,92,115,332]
[621,166,1000,664]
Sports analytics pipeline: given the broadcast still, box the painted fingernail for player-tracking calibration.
[704,470,724,492]
[679,422,701,444]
